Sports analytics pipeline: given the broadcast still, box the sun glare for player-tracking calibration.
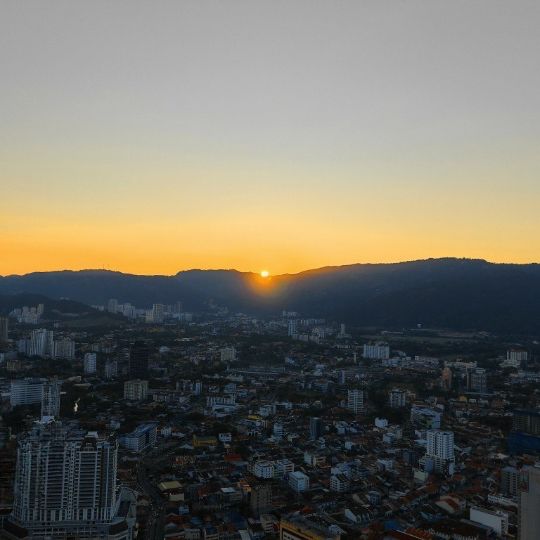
[260,270,270,278]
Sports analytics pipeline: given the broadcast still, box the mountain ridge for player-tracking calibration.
[3,257,538,280]
[1,258,539,333]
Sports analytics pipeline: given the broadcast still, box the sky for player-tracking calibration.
[1,1,540,276]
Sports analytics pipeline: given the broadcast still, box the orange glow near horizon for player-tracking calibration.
[2,139,539,277]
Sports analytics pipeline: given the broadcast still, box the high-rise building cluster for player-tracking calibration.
[16,330,75,360]
[4,419,135,539]
[1,295,540,539]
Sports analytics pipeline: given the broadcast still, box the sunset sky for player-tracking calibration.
[2,1,539,276]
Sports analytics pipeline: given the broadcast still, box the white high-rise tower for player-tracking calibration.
[41,379,61,419]
[6,420,135,539]
[347,389,364,414]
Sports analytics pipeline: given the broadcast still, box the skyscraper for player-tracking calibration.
[519,465,540,540]
[84,352,97,375]
[129,341,149,379]
[41,379,61,419]
[27,329,54,358]
[4,420,135,539]
[347,389,364,414]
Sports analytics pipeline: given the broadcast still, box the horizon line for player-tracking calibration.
[2,256,539,279]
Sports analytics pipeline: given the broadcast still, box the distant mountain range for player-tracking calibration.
[1,258,540,333]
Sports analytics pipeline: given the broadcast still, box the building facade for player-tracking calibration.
[123,379,148,401]
[347,389,364,414]
[41,379,61,418]
[3,420,135,539]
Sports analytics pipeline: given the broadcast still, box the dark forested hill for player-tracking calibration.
[1,258,540,333]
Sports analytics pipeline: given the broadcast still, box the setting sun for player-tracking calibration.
[260,270,270,278]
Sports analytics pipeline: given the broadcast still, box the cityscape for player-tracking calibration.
[2,1,540,539]
[0,288,539,539]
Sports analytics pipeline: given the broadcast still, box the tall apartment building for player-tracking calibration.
[422,430,455,475]
[145,303,165,323]
[41,379,61,418]
[53,338,75,360]
[84,352,97,374]
[123,379,148,401]
[467,367,488,393]
[519,466,540,540]
[129,341,149,379]
[250,483,272,517]
[347,389,364,414]
[4,420,135,539]
[273,422,284,440]
[426,430,454,461]
[389,388,407,408]
[27,329,54,358]
[501,466,519,497]
[120,302,136,319]
[362,342,390,360]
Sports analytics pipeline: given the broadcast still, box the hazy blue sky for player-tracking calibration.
[2,1,539,275]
